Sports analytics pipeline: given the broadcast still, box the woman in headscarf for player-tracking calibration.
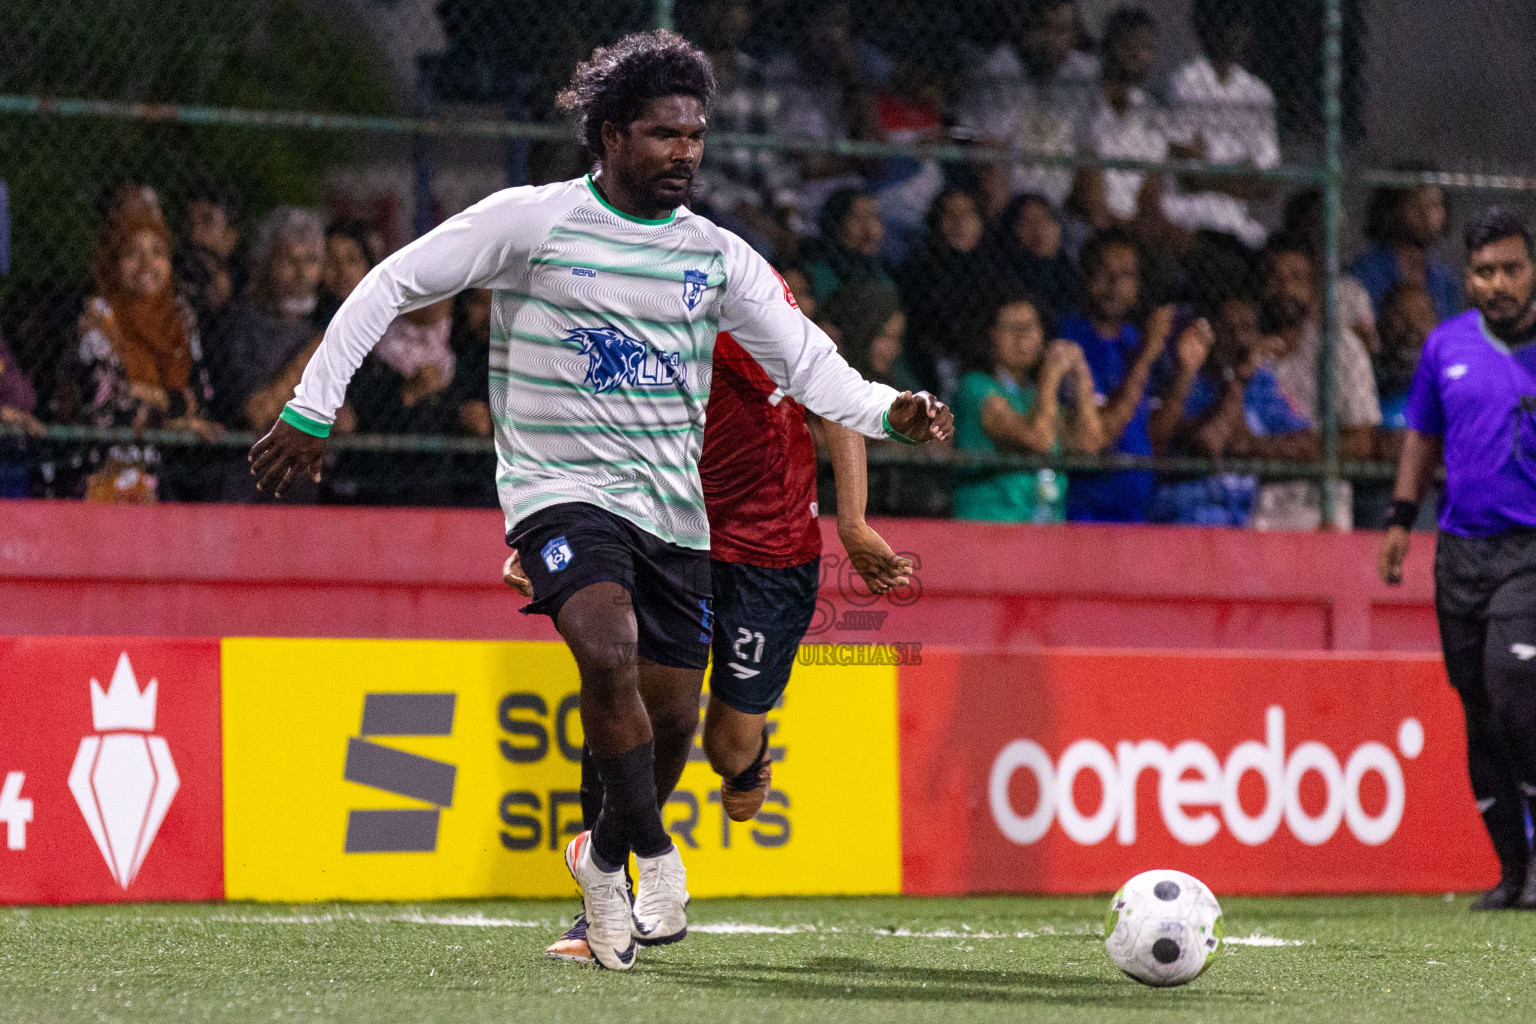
[76,205,221,500]
[817,277,947,515]
[78,207,218,434]
[817,278,921,394]
[800,187,892,303]
[893,188,988,399]
[980,193,1080,328]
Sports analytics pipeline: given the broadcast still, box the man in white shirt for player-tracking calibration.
[1069,6,1182,251]
[956,0,1099,214]
[249,29,951,971]
[1163,0,1280,248]
[1253,234,1380,530]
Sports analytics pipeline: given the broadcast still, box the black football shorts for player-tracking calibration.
[707,557,821,715]
[509,501,713,670]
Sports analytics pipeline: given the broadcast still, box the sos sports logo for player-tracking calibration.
[988,706,1423,849]
[495,689,791,854]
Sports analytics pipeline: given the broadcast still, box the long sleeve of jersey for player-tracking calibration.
[287,185,570,427]
[717,233,900,441]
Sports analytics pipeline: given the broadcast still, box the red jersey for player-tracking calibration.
[700,331,822,567]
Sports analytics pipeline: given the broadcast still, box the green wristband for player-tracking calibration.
[882,408,921,445]
[279,405,331,438]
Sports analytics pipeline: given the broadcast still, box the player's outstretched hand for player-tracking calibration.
[1378,525,1410,585]
[887,391,953,443]
[837,519,912,596]
[502,551,534,597]
[248,418,326,498]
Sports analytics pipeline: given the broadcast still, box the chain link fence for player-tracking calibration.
[1,0,1532,526]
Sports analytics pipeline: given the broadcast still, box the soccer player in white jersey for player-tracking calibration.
[249,30,952,971]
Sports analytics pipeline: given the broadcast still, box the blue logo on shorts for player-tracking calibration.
[698,597,714,642]
[683,269,708,311]
[542,536,574,573]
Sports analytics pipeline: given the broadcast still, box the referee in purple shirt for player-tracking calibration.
[1380,208,1536,910]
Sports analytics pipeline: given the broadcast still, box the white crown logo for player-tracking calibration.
[90,652,158,732]
[69,652,179,889]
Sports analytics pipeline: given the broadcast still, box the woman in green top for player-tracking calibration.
[952,292,1105,522]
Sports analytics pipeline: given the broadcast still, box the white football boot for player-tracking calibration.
[563,831,638,970]
[632,843,689,945]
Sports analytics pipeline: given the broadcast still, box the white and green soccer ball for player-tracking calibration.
[1104,869,1223,987]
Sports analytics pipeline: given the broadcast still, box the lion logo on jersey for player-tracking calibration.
[570,326,647,395]
[568,325,690,394]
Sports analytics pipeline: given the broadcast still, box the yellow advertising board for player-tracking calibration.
[221,638,900,901]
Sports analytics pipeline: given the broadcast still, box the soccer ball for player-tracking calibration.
[1104,869,1223,987]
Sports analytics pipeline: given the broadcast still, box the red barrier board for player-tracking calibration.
[0,500,1437,651]
[898,649,1496,895]
[0,638,224,903]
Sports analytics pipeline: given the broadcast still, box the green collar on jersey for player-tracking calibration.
[585,174,677,226]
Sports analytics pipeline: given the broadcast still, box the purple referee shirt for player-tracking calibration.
[1405,309,1536,537]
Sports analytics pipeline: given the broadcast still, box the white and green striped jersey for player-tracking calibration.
[285,175,903,550]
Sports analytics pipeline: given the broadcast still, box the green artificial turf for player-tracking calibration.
[3,895,1535,1023]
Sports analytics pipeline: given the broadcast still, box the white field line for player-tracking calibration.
[1224,931,1311,947]
[201,912,546,928]
[189,914,1304,946]
[881,925,1090,939]
[690,923,827,934]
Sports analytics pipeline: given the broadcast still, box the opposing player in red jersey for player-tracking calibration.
[696,330,910,817]
[507,277,912,962]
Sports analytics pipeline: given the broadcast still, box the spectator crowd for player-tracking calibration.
[0,0,1464,529]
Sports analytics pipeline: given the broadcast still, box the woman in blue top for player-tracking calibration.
[952,292,1105,522]
[1350,173,1459,322]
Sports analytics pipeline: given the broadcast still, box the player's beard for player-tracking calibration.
[644,169,697,213]
[1482,295,1535,338]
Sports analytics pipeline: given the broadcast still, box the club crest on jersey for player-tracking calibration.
[682,269,708,311]
[568,325,688,394]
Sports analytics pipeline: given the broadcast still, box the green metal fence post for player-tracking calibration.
[1319,0,1344,529]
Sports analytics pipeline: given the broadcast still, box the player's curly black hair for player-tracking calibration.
[556,30,716,160]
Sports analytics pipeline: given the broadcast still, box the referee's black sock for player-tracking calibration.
[1487,617,1536,801]
[1457,685,1531,875]
[590,740,673,871]
[1443,612,1532,879]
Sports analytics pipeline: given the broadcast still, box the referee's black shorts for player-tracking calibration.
[1435,530,1536,621]
[1434,529,1536,694]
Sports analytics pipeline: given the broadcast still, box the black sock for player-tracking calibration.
[728,731,770,790]
[1443,612,1532,877]
[1456,681,1530,873]
[591,740,673,869]
[1487,617,1536,803]
[580,744,605,832]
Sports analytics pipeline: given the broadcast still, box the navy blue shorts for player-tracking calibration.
[708,558,821,715]
[509,502,713,670]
